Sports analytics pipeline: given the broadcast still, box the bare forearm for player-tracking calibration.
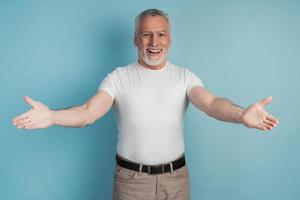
[188,87,279,130]
[206,97,244,123]
[51,105,95,128]
[189,87,245,123]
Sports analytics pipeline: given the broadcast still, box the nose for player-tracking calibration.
[150,34,159,47]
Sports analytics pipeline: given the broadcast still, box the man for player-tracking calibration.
[12,9,279,200]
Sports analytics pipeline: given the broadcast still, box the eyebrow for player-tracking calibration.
[140,30,167,34]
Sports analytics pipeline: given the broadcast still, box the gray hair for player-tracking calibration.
[135,9,169,33]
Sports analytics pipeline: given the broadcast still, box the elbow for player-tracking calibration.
[205,111,214,118]
[80,104,97,127]
[85,113,97,127]
[202,99,218,119]
[81,116,96,127]
[80,116,96,128]
[87,115,97,125]
[205,110,218,120]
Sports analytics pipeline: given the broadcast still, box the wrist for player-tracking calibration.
[237,107,246,124]
[50,110,57,125]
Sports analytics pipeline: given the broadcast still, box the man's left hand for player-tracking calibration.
[241,96,279,131]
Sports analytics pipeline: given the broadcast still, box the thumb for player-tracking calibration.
[259,96,272,107]
[24,96,37,107]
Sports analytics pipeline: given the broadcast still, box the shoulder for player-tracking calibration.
[167,62,195,76]
[168,62,203,86]
[107,63,136,76]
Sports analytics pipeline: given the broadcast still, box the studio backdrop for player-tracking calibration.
[0,0,299,200]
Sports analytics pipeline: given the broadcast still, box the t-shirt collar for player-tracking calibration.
[135,61,169,72]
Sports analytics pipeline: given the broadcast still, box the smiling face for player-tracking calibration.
[134,15,171,69]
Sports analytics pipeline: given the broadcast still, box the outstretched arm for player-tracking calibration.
[188,86,279,131]
[12,90,113,129]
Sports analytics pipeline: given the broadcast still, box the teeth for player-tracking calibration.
[148,49,161,53]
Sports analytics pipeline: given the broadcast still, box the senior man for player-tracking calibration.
[13,9,279,200]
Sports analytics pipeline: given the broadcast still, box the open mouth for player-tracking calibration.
[146,48,163,57]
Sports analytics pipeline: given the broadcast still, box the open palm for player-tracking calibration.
[241,96,279,131]
[12,96,54,129]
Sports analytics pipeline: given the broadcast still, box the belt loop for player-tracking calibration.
[170,162,174,174]
[138,164,143,176]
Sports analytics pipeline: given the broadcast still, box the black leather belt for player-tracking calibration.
[116,154,186,175]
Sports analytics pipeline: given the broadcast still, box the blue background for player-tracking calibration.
[1,0,299,199]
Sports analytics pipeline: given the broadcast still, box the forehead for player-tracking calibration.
[137,16,170,32]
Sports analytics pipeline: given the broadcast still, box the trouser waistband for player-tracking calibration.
[115,154,186,175]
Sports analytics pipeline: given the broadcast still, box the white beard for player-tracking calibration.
[139,48,168,67]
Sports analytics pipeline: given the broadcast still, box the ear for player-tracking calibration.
[134,32,138,47]
[168,27,172,48]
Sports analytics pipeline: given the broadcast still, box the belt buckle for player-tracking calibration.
[147,165,151,174]
[147,164,165,174]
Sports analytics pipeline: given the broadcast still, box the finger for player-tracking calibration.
[14,117,31,126]
[259,96,272,107]
[254,123,267,131]
[13,113,29,123]
[17,120,33,128]
[24,123,38,129]
[24,96,38,107]
[266,114,279,124]
[17,122,34,129]
[263,119,277,128]
[264,123,274,130]
[260,121,273,130]
[259,125,267,131]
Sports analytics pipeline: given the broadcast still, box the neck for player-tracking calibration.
[137,59,167,70]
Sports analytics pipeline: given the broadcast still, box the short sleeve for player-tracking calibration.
[97,70,117,101]
[185,69,204,96]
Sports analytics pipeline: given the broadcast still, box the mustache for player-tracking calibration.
[146,47,164,50]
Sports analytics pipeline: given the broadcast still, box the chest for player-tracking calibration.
[115,75,187,111]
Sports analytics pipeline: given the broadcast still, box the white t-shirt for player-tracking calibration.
[98,61,203,165]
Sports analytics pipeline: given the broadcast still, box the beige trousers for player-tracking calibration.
[112,163,190,200]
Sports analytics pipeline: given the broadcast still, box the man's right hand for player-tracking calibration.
[12,96,54,129]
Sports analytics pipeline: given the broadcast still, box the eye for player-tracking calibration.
[159,33,166,37]
[142,33,151,37]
